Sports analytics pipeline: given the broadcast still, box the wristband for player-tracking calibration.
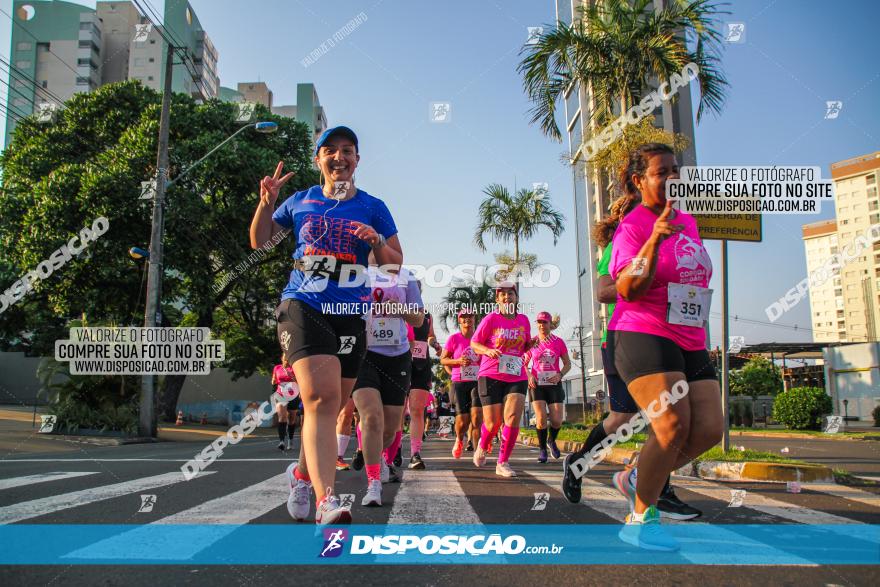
[371,233,387,249]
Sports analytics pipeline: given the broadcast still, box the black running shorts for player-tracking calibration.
[601,344,639,414]
[353,350,412,407]
[410,363,432,390]
[608,330,717,386]
[453,381,481,412]
[529,383,565,404]
[478,376,527,406]
[275,299,366,379]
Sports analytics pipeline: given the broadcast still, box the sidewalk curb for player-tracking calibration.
[519,435,836,483]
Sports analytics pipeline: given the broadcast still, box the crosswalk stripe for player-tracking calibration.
[673,477,864,525]
[800,483,880,509]
[388,469,481,524]
[0,471,98,490]
[0,471,214,525]
[63,473,288,561]
[522,467,817,565]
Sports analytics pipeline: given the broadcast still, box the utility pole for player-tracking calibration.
[139,44,176,438]
[720,240,730,451]
[574,326,590,424]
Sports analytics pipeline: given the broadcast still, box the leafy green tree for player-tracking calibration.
[730,356,783,400]
[473,184,564,268]
[518,0,729,141]
[0,80,318,422]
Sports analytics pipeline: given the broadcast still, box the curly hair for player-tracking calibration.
[591,143,675,248]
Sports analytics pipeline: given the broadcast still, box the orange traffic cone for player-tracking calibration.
[176,410,184,426]
[200,412,207,425]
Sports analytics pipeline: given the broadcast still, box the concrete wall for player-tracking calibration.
[824,342,880,421]
[0,352,47,406]
[176,368,272,425]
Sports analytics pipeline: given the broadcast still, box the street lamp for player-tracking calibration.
[139,121,278,437]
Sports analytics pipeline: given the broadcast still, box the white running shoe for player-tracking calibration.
[286,462,311,521]
[315,490,352,525]
[380,459,390,483]
[285,438,292,450]
[473,446,487,468]
[495,461,516,477]
[361,479,382,507]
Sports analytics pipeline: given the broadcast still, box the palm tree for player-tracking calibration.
[438,279,496,334]
[518,0,729,142]
[473,184,565,269]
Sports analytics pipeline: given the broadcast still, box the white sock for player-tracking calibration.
[337,434,350,458]
[630,509,647,522]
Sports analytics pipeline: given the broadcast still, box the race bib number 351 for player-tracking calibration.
[667,283,712,327]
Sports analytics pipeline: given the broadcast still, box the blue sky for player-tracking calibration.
[2,0,878,355]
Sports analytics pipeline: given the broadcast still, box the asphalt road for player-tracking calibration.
[0,423,878,586]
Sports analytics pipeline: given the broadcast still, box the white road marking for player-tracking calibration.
[673,477,865,525]
[388,469,481,524]
[0,471,214,525]
[801,482,880,509]
[523,468,817,565]
[64,473,288,560]
[0,471,98,490]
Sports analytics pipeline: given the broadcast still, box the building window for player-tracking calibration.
[150,39,156,44]
[867,174,876,185]
[16,42,31,51]
[133,58,145,67]
[871,213,880,224]
[147,76,154,81]
[16,60,31,69]
[75,76,90,85]
[841,219,849,225]
[41,80,47,88]
[148,57,155,63]
[870,201,879,211]
[12,97,28,107]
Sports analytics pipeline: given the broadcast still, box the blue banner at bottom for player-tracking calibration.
[1,524,877,565]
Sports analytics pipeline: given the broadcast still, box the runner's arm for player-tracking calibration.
[559,351,572,377]
[440,348,463,367]
[250,203,286,250]
[596,275,617,304]
[615,235,662,301]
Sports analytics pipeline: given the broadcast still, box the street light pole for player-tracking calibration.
[139,44,175,438]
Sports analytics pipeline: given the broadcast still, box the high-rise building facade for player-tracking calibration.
[4,0,219,144]
[555,0,698,382]
[802,219,843,342]
[811,151,880,342]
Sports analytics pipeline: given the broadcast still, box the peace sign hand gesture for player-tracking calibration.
[260,161,295,207]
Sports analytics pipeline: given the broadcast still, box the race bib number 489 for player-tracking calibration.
[368,317,402,346]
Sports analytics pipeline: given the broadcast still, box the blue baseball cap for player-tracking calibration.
[314,126,358,156]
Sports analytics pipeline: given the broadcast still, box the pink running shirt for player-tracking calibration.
[526,335,568,378]
[272,364,300,399]
[471,311,531,382]
[444,332,480,382]
[609,205,712,351]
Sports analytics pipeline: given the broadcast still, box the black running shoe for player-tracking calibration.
[351,449,364,471]
[388,464,402,483]
[561,453,582,504]
[465,440,474,452]
[393,447,403,468]
[657,486,701,520]
[408,453,426,470]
